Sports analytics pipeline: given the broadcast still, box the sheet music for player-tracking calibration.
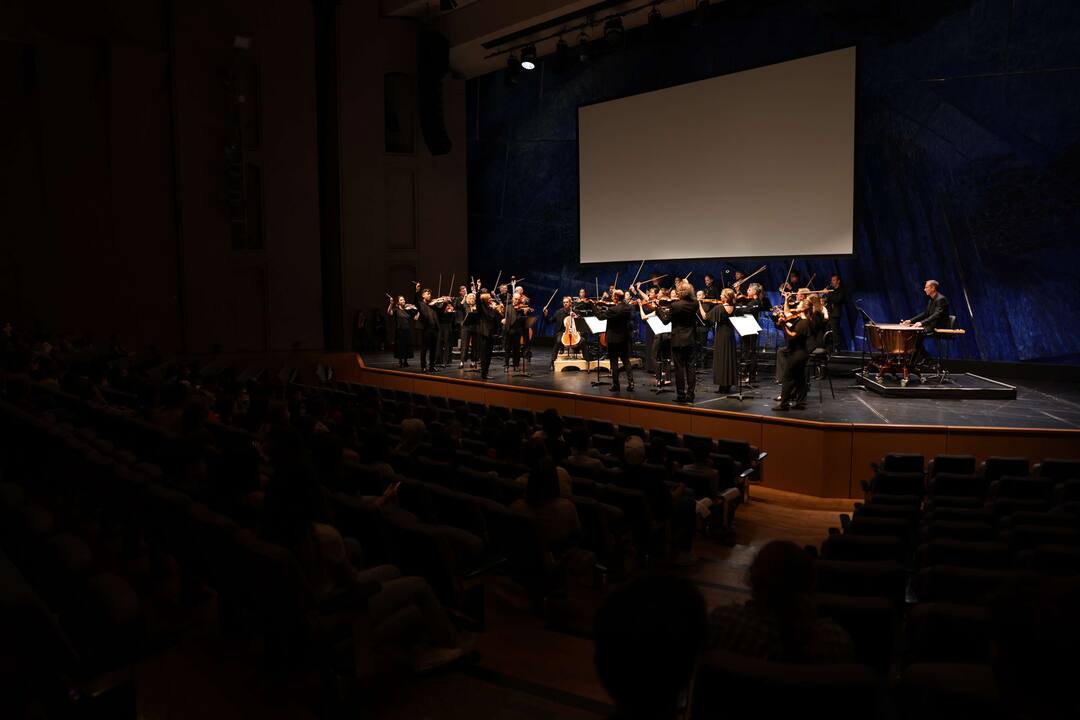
[583,316,607,333]
[729,314,762,337]
[646,316,672,335]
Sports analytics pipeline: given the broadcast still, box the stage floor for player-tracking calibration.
[359,351,1080,431]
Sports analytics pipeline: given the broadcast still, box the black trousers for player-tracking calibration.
[460,327,477,363]
[436,323,453,365]
[740,333,759,380]
[419,327,438,369]
[652,336,671,381]
[478,335,494,378]
[505,330,522,367]
[780,349,809,404]
[775,346,789,383]
[827,316,841,351]
[607,340,633,387]
[671,345,696,399]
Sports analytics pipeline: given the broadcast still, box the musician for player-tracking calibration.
[702,273,720,301]
[458,292,479,369]
[730,269,746,290]
[775,300,812,411]
[902,279,950,366]
[505,286,531,370]
[693,290,710,368]
[436,293,455,368]
[824,275,846,350]
[736,283,766,383]
[657,281,699,403]
[544,296,584,369]
[597,290,635,392]
[702,288,738,394]
[476,293,504,380]
[636,289,670,387]
[386,295,417,368]
[414,283,441,373]
[780,269,803,294]
[575,288,594,315]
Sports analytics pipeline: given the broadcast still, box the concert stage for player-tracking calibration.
[352,351,1080,499]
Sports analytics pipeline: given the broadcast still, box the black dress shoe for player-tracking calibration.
[774,403,791,411]
[609,385,621,392]
[774,395,783,402]
[793,402,806,410]
[675,395,687,403]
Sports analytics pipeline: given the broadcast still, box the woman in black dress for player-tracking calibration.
[776,300,811,411]
[702,288,738,393]
[387,295,417,367]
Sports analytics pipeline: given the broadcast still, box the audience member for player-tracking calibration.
[709,540,855,663]
[594,576,707,720]
[510,458,581,550]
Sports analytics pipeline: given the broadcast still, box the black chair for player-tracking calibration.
[900,663,1004,720]
[982,457,1029,484]
[927,473,990,508]
[694,651,879,717]
[820,534,908,564]
[814,560,907,606]
[1036,458,1080,484]
[928,455,977,478]
[815,593,897,672]
[875,453,925,475]
[806,330,835,401]
[911,565,1034,605]
[586,418,614,436]
[915,540,1011,570]
[648,428,680,447]
[903,603,993,665]
[617,424,645,439]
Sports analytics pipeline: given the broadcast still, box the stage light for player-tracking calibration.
[604,16,624,47]
[520,44,537,70]
[505,53,520,85]
[577,29,591,62]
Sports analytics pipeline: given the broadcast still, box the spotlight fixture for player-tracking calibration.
[577,29,591,62]
[604,16,624,47]
[520,44,537,70]
[505,53,520,85]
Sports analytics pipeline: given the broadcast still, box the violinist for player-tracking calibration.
[596,289,635,392]
[544,296,584,369]
[736,283,766,383]
[656,281,699,403]
[414,283,442,373]
[573,288,595,317]
[694,290,710,369]
[476,292,504,380]
[702,273,720,301]
[436,289,456,368]
[387,294,417,368]
[729,269,746,291]
[701,288,738,394]
[635,283,670,387]
[773,288,808,385]
[501,286,529,371]
[824,275,846,351]
[779,268,804,296]
[458,292,479,369]
[775,300,812,411]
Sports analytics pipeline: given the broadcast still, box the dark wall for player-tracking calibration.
[0,0,323,353]
[466,0,1080,362]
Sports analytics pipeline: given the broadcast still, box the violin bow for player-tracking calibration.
[683,271,693,281]
[493,270,502,289]
[782,258,795,291]
[612,271,619,292]
[735,265,767,288]
[806,273,816,290]
[448,273,455,296]
[629,259,645,291]
[543,288,559,311]
[595,277,599,300]
[437,273,442,297]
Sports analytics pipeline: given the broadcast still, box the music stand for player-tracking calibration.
[727,315,762,401]
[646,316,673,394]
[584,315,608,387]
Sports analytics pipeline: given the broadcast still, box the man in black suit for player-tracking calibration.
[658,281,699,403]
[475,293,503,380]
[414,283,440,372]
[902,279,950,367]
[597,290,635,391]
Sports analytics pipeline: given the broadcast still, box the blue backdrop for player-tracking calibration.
[465,0,1080,362]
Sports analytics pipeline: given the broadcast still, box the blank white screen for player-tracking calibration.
[578,47,855,263]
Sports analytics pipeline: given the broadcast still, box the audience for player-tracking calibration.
[594,576,707,720]
[709,540,855,663]
[510,458,581,551]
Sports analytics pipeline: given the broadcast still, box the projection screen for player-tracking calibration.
[578,47,855,263]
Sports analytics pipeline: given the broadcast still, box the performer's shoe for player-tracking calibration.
[609,385,621,392]
[675,395,687,403]
[773,403,791,411]
[458,362,464,369]
[627,383,635,391]
[774,394,783,402]
[793,402,807,410]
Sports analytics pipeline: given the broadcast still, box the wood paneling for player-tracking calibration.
[573,399,631,427]
[690,415,763,447]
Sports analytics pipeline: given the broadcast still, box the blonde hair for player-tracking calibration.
[676,281,695,300]
[720,288,736,304]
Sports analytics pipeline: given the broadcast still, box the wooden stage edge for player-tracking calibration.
[345,354,1080,500]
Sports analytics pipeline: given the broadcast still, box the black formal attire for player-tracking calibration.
[503,301,527,369]
[436,301,455,365]
[707,303,738,391]
[824,286,847,350]
[644,310,671,383]
[414,293,440,371]
[598,302,635,389]
[458,303,479,364]
[548,307,581,366]
[736,297,766,382]
[779,317,811,407]
[703,283,720,301]
[390,306,415,362]
[908,292,950,366]
[795,312,827,403]
[658,299,699,401]
[476,301,502,379]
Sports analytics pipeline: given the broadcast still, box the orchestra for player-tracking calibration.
[382,263,952,407]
